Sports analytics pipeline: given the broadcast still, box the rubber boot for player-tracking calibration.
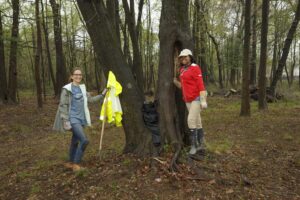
[189,129,198,155]
[196,128,206,157]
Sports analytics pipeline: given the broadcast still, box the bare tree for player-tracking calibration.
[258,0,270,110]
[270,0,300,96]
[289,39,297,86]
[49,0,67,96]
[34,0,43,108]
[250,0,257,86]
[41,0,56,94]
[7,0,20,103]
[122,0,144,91]
[76,0,151,154]
[0,11,7,103]
[240,0,251,116]
[157,0,193,169]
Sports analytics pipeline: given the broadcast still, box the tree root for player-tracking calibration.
[169,143,182,172]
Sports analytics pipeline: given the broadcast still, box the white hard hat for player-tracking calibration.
[178,49,193,57]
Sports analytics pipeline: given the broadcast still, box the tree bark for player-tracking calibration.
[34,0,43,108]
[195,0,208,84]
[208,32,224,89]
[250,0,257,86]
[122,0,144,91]
[270,0,300,96]
[106,0,121,44]
[289,39,296,86]
[76,0,151,155]
[41,0,56,94]
[0,11,7,103]
[240,0,251,116]
[50,0,67,97]
[158,0,193,169]
[7,0,20,103]
[258,0,269,110]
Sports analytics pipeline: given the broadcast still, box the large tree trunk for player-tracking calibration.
[50,0,67,97]
[270,0,300,96]
[240,0,251,116]
[76,0,151,155]
[7,0,20,103]
[158,0,193,169]
[0,11,7,103]
[106,0,121,44]
[258,0,269,110]
[34,0,43,108]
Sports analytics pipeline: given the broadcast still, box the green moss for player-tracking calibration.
[207,139,233,154]
[30,183,41,194]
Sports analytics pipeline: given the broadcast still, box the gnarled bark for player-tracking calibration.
[158,0,193,170]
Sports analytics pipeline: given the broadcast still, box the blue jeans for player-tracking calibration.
[69,123,89,164]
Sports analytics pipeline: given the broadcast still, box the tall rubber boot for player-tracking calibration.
[196,128,206,156]
[189,129,198,155]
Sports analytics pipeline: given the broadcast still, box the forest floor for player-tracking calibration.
[0,90,300,200]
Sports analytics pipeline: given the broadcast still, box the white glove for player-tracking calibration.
[200,101,208,109]
[200,91,208,109]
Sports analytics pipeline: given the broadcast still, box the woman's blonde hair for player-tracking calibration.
[69,67,83,82]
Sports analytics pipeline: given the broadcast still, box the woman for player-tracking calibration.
[173,49,207,159]
[53,68,107,171]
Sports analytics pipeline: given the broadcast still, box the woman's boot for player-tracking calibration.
[196,128,206,157]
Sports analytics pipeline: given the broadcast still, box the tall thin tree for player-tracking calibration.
[50,0,67,96]
[270,0,300,96]
[41,0,56,94]
[0,11,7,103]
[7,0,20,103]
[258,0,270,110]
[34,0,43,108]
[240,0,251,116]
[250,0,257,86]
[122,0,144,91]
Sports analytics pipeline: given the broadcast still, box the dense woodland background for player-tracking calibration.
[1,0,299,103]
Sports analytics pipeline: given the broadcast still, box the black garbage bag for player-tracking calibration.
[142,100,161,146]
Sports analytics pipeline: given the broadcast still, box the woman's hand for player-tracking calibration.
[101,88,109,96]
[173,78,181,89]
[63,120,72,131]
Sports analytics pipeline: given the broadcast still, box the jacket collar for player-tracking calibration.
[63,83,86,92]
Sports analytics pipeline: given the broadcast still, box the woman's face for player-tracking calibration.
[72,70,83,84]
[179,56,191,66]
